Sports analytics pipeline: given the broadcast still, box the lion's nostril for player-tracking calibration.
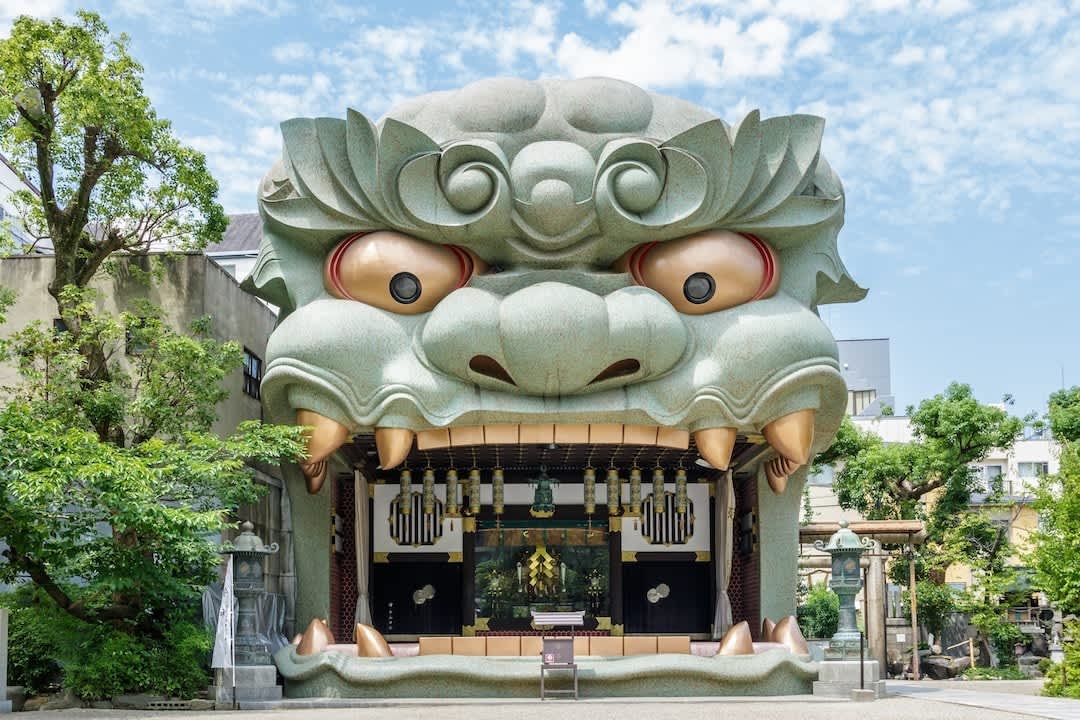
[590,358,641,384]
[469,355,516,385]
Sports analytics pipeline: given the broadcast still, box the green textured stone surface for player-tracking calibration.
[244,77,863,449]
[274,646,818,698]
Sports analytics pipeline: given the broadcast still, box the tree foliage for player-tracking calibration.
[796,584,839,639]
[0,11,225,305]
[1029,442,1080,615]
[1049,386,1080,443]
[0,291,306,634]
[826,383,1021,542]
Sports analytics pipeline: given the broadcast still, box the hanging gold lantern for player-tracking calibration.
[583,467,596,516]
[653,467,665,514]
[629,467,642,516]
[675,467,688,514]
[469,468,482,515]
[606,468,620,516]
[399,469,412,515]
[493,467,505,516]
[445,469,460,517]
[422,468,436,515]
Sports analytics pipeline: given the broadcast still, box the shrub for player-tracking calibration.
[901,581,957,641]
[1043,621,1080,698]
[963,666,1027,680]
[797,585,839,639]
[0,591,62,694]
[988,621,1026,669]
[0,589,212,700]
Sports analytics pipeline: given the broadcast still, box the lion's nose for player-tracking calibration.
[421,283,687,396]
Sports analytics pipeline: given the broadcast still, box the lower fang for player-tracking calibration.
[765,456,800,494]
[301,460,328,494]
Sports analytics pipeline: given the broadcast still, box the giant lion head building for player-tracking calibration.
[243,77,865,697]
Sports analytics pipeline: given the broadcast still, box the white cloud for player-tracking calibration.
[272,41,312,63]
[113,0,294,32]
[583,0,606,16]
[872,239,902,254]
[900,265,926,276]
[556,2,792,87]
[794,29,832,59]
[0,0,68,33]
[890,45,925,66]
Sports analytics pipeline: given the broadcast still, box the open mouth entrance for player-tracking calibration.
[327,431,768,644]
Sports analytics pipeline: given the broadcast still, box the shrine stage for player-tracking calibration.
[273,645,818,698]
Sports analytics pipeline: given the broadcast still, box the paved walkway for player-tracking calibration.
[23,694,1036,720]
[890,680,1080,720]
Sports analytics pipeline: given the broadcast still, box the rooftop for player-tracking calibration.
[206,212,261,254]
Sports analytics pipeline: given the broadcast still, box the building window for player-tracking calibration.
[1018,462,1049,479]
[979,464,1003,492]
[242,348,262,399]
[847,389,877,416]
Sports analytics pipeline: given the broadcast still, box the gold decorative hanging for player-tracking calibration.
[675,467,688,514]
[652,467,665,514]
[399,469,412,515]
[445,469,460,517]
[606,468,621,516]
[527,545,558,595]
[492,467,505,516]
[628,467,642,516]
[469,468,481,515]
[583,467,596,516]
[422,468,436,515]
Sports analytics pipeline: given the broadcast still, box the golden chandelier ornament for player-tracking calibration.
[526,545,558,595]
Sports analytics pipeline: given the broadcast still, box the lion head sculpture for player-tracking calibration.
[243,77,865,494]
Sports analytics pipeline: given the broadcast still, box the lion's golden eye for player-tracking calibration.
[325,231,485,314]
[614,230,779,314]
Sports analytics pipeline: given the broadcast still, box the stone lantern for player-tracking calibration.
[815,520,872,661]
[225,521,279,666]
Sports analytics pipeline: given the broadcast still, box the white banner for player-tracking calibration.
[210,555,235,681]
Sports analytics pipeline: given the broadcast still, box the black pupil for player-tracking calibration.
[389,272,421,304]
[683,272,715,304]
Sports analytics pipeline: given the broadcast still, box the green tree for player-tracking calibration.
[1029,442,1080,614]
[824,383,1021,560]
[0,12,302,697]
[0,291,305,633]
[0,11,225,308]
[1048,386,1080,443]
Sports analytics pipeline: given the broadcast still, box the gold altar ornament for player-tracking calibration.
[422,468,435,515]
[469,468,481,515]
[583,467,596,516]
[493,467,505,516]
[399,469,412,515]
[606,468,620,516]
[652,467,665,513]
[445,469,459,517]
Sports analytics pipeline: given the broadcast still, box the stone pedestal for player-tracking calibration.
[209,666,281,708]
[812,660,886,699]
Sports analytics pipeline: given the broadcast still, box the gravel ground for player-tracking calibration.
[26,695,1037,720]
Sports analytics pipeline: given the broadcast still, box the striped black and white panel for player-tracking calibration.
[641,491,694,546]
[389,491,445,546]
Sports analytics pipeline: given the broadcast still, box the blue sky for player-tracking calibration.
[3,0,1079,417]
